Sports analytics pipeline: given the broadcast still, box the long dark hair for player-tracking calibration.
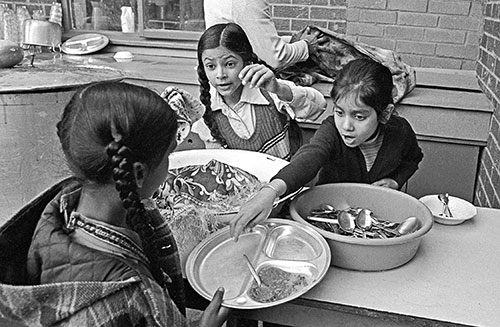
[330,58,394,118]
[197,23,268,146]
[57,81,178,286]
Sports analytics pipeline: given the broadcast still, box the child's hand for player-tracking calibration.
[200,287,231,327]
[229,187,277,241]
[239,64,280,92]
[372,178,399,190]
[239,64,293,101]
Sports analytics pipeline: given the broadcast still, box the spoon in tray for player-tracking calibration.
[243,254,261,287]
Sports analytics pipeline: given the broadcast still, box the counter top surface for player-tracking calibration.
[294,206,500,326]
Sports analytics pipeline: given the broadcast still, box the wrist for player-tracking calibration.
[261,183,280,199]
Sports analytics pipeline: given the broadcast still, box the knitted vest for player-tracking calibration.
[213,90,292,160]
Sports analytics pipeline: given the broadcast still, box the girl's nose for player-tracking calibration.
[341,117,354,131]
[216,66,227,80]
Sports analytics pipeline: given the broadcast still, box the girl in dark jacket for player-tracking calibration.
[230,58,423,240]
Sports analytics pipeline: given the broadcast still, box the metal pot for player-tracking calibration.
[23,19,62,49]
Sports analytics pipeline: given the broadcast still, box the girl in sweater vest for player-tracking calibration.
[193,22,326,160]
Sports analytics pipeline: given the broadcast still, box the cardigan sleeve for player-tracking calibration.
[386,118,424,188]
[273,116,337,194]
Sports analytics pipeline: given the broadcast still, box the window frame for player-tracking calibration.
[61,0,203,49]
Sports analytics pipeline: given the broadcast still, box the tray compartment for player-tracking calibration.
[194,225,267,299]
[263,224,324,261]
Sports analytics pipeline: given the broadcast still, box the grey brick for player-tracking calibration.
[349,0,386,10]
[396,40,436,55]
[359,9,397,24]
[387,0,427,12]
[346,22,384,37]
[398,12,439,27]
[385,25,425,41]
[425,28,466,44]
[428,0,471,15]
[439,15,482,31]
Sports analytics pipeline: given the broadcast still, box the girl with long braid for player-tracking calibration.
[22,81,230,326]
[192,23,327,160]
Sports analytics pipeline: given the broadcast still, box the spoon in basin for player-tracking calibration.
[355,209,374,238]
[338,210,356,233]
[243,254,261,287]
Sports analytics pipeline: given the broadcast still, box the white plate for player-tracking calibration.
[419,195,477,225]
[61,33,109,55]
[169,149,289,182]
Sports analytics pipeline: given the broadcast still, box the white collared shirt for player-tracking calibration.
[191,79,326,147]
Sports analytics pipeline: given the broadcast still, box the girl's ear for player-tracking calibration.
[379,104,394,124]
[133,162,147,188]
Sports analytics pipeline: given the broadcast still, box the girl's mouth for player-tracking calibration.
[217,83,232,90]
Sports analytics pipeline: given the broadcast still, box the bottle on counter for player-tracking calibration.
[49,2,63,26]
[120,6,134,33]
[17,6,31,45]
[0,4,5,40]
[3,8,20,44]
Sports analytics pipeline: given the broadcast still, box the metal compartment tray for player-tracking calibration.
[185,218,331,309]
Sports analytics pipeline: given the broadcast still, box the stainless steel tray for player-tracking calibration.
[185,218,331,309]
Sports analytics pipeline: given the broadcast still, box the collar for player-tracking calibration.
[58,182,148,266]
[210,84,270,111]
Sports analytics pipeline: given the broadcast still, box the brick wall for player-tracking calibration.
[270,0,484,70]
[475,0,500,208]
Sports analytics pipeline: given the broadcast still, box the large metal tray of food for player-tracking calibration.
[185,218,331,309]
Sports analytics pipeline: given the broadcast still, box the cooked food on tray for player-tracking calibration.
[153,159,262,263]
[248,266,309,303]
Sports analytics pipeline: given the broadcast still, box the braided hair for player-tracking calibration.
[57,81,178,287]
[197,23,274,147]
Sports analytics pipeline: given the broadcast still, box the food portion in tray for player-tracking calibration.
[248,266,309,303]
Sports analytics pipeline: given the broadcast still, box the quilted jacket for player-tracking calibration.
[0,178,187,327]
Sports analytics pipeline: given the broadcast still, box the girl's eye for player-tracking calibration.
[334,108,343,117]
[205,63,215,70]
[354,114,366,121]
[226,61,235,68]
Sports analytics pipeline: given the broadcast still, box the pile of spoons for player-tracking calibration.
[306,204,419,239]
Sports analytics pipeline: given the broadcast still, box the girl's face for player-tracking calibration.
[333,93,379,148]
[201,46,245,106]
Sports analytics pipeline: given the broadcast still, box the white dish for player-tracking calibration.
[61,33,109,55]
[419,194,477,225]
[169,149,289,182]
